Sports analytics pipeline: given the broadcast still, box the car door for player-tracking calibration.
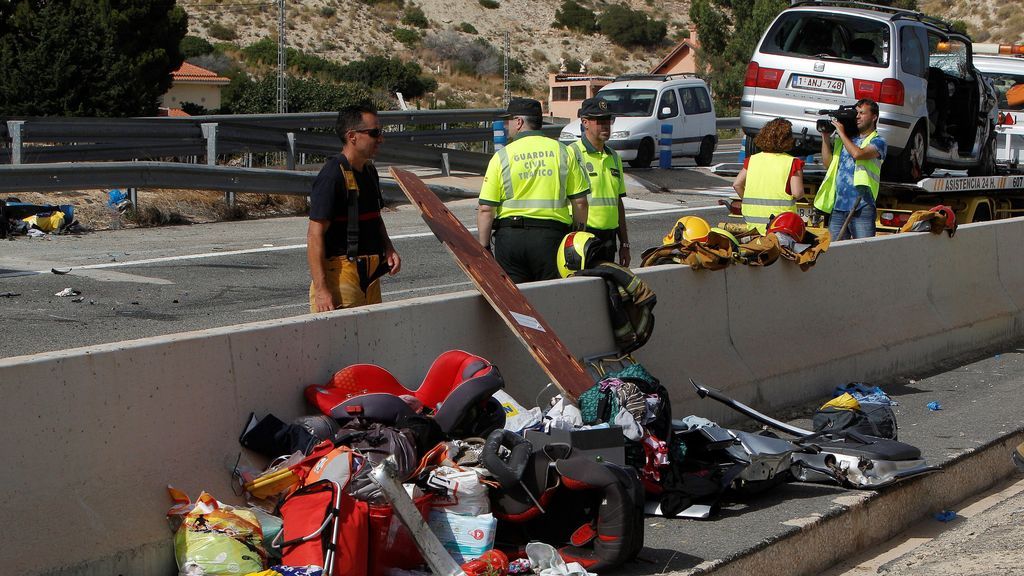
[679,86,705,154]
[656,88,683,156]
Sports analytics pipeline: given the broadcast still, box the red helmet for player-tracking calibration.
[767,212,806,242]
[929,204,957,235]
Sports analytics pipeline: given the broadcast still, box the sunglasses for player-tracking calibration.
[352,127,383,138]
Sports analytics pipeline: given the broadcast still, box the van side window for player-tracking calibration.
[900,26,927,78]
[658,89,679,119]
[681,87,712,115]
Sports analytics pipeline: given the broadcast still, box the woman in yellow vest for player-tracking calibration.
[733,118,804,234]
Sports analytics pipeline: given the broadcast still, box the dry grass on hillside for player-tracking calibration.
[921,0,1024,45]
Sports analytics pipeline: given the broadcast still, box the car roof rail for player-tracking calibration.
[788,0,959,35]
[613,73,700,82]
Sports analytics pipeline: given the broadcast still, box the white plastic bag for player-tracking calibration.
[427,466,490,515]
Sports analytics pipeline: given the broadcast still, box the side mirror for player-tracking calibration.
[661,107,672,116]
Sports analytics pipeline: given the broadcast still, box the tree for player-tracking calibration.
[181,35,215,59]
[690,0,787,114]
[598,4,667,47]
[0,0,187,116]
[554,0,598,34]
[338,56,437,98]
[219,74,377,115]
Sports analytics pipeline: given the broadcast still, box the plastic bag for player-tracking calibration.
[427,510,497,563]
[167,487,266,576]
[428,466,490,515]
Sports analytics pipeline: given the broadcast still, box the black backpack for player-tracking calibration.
[812,402,897,440]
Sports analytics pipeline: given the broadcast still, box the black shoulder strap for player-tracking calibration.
[337,155,361,260]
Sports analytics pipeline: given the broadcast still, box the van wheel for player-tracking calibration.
[629,139,655,168]
[973,203,991,222]
[887,124,926,183]
[695,136,716,166]
[967,134,997,176]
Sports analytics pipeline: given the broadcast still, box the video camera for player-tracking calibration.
[816,105,858,135]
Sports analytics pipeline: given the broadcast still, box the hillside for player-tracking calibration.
[180,0,1020,108]
[181,0,693,107]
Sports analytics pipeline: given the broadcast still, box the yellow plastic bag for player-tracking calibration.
[23,211,65,232]
[820,392,861,412]
[167,487,266,575]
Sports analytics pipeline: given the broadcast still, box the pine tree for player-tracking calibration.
[0,0,187,116]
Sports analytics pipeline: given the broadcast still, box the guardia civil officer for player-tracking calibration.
[570,97,630,266]
[477,97,589,283]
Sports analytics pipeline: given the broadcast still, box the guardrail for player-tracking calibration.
[0,114,739,200]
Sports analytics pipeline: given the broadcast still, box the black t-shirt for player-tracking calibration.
[309,155,386,258]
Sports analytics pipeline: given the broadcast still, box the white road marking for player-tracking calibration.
[1,205,718,278]
[244,281,475,313]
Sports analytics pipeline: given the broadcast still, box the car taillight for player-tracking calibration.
[757,66,783,89]
[879,211,910,227]
[880,79,904,105]
[853,78,880,101]
[745,62,759,87]
[854,78,904,105]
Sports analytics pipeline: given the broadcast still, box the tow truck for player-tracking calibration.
[714,122,1024,232]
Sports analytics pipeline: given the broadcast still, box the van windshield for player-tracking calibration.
[761,12,890,67]
[594,89,658,117]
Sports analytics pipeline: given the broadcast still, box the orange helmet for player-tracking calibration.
[767,212,806,242]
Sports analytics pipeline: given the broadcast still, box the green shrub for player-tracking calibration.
[554,0,597,33]
[207,22,237,41]
[180,35,214,58]
[598,4,666,47]
[320,6,337,17]
[479,0,499,8]
[458,22,478,34]
[394,27,421,47]
[402,5,429,28]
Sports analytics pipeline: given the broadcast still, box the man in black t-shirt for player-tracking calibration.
[307,104,401,312]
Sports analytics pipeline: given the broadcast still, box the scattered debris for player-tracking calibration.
[0,292,20,298]
[51,268,72,275]
[54,288,80,297]
[927,401,942,411]
[71,297,84,303]
[933,510,957,522]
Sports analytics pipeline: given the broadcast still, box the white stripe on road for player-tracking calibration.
[244,281,476,313]
[1,205,721,278]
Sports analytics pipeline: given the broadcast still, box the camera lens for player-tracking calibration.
[816,119,833,133]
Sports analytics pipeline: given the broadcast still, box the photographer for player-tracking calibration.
[814,99,887,240]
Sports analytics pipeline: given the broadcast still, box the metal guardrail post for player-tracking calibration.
[128,187,138,207]
[441,152,451,177]
[286,132,296,170]
[201,122,233,207]
[8,121,24,165]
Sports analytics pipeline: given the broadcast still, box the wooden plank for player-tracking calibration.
[389,167,593,400]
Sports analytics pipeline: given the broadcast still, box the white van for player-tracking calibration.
[558,74,718,167]
[973,53,1024,125]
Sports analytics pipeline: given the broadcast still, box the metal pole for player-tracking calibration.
[128,187,138,207]
[503,32,510,106]
[277,0,287,114]
[7,120,24,165]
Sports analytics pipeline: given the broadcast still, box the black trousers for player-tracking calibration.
[494,223,569,283]
[587,227,618,264]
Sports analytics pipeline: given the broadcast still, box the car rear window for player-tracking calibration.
[595,89,658,117]
[760,12,890,68]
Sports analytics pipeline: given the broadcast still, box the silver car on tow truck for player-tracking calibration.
[740,0,998,181]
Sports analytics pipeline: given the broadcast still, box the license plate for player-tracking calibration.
[791,74,844,94]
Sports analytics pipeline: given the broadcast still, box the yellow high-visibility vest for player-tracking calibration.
[741,152,797,233]
[479,131,589,224]
[570,138,624,230]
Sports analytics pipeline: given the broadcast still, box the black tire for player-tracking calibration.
[885,124,927,183]
[695,136,716,166]
[972,203,992,223]
[967,134,997,176]
[629,138,655,168]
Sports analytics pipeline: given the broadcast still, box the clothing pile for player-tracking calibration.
[0,198,83,238]
[640,215,830,271]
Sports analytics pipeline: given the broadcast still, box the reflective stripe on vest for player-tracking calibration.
[571,140,620,230]
[741,152,796,233]
[494,138,572,223]
[819,131,881,202]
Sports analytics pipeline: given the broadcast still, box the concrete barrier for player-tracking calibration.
[4,218,1024,575]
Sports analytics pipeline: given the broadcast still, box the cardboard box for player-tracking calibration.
[525,426,625,465]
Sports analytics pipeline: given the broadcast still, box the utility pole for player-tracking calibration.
[503,32,510,107]
[277,0,287,114]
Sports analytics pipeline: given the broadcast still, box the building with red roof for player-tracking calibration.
[159,61,231,115]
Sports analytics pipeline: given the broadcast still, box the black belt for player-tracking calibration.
[494,216,569,231]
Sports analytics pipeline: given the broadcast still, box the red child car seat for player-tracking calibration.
[305,350,505,437]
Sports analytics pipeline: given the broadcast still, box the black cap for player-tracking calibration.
[502,97,543,118]
[578,97,613,119]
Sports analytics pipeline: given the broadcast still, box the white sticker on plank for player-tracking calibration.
[510,311,545,332]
